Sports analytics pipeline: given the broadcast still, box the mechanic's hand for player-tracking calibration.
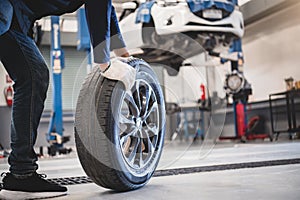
[100,57,136,91]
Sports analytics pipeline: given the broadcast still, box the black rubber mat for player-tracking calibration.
[48,158,300,185]
[48,176,93,185]
[153,158,300,177]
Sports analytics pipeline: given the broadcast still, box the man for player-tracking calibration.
[0,0,134,199]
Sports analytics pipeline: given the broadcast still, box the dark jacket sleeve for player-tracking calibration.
[85,0,126,63]
[85,0,111,63]
[110,6,126,51]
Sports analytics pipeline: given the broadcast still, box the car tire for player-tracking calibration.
[75,58,166,191]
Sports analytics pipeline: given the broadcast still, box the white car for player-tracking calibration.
[119,0,244,74]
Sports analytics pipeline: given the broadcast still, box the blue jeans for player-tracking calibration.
[0,29,49,175]
[0,0,126,176]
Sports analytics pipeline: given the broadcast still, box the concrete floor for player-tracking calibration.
[1,141,300,200]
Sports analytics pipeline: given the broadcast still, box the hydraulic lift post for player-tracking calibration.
[47,16,65,147]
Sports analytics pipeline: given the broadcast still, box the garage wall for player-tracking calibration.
[39,46,88,111]
[243,2,300,102]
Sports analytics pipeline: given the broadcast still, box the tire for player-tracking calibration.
[74,58,166,191]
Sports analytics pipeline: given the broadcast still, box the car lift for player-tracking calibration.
[47,16,71,156]
[46,10,92,156]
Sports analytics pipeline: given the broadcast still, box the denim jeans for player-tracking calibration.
[0,29,49,175]
[0,0,126,176]
[0,0,13,36]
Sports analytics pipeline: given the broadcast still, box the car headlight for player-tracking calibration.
[225,71,245,94]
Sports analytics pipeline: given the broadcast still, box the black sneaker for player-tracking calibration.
[0,172,67,200]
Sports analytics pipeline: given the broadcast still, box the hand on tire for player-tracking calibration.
[101,57,137,91]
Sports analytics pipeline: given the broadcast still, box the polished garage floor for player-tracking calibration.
[1,141,300,200]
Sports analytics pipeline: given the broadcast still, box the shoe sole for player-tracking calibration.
[0,189,67,200]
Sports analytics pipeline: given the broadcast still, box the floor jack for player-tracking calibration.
[219,101,272,142]
[245,115,273,142]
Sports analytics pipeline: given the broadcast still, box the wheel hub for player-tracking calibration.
[136,118,143,130]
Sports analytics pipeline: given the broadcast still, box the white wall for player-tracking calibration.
[163,53,227,106]
[243,2,300,101]
[164,66,206,105]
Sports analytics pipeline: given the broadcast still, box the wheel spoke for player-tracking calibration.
[119,114,136,140]
[119,114,135,125]
[128,137,141,163]
[139,142,144,167]
[140,129,155,163]
[132,80,142,112]
[145,122,159,136]
[125,92,140,117]
[141,85,153,118]
[146,134,155,155]
[120,127,137,146]
[144,101,158,120]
